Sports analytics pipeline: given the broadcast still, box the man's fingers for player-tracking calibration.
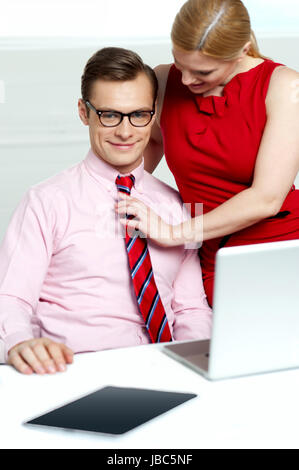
[32,342,58,373]
[60,344,74,364]
[8,352,33,375]
[47,343,69,372]
[8,339,74,375]
[19,345,49,374]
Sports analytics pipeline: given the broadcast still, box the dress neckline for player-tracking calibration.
[203,59,267,98]
[194,59,270,116]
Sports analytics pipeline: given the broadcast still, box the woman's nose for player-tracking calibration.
[181,70,196,86]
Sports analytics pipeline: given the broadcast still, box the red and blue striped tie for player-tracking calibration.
[116,174,172,343]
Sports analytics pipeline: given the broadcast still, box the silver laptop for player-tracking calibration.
[164,239,299,380]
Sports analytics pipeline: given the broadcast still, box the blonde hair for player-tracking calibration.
[171,0,267,60]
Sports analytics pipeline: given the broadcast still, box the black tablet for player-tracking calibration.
[25,386,197,435]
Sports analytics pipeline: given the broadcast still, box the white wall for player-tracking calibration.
[0,0,185,38]
[0,0,298,37]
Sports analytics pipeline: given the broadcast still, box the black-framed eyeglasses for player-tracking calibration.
[85,100,155,127]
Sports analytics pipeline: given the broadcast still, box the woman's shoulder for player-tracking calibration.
[266,64,299,108]
[269,64,299,84]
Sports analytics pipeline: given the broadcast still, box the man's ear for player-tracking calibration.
[78,98,89,126]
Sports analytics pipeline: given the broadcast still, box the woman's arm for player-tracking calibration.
[143,119,165,174]
[144,64,171,174]
[199,65,299,242]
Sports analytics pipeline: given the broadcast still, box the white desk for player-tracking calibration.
[1,343,299,449]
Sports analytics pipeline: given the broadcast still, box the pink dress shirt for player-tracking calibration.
[0,149,212,361]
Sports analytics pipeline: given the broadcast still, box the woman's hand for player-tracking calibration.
[115,193,201,248]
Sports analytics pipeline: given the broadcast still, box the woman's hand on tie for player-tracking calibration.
[115,193,200,248]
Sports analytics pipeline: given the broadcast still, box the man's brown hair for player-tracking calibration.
[81,47,158,112]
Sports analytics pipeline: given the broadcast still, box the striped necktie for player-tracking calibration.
[115,174,172,343]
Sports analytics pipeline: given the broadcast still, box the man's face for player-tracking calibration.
[78,73,155,174]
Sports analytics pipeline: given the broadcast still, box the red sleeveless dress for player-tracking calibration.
[160,60,299,306]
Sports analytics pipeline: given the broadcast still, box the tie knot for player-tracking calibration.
[115,174,135,195]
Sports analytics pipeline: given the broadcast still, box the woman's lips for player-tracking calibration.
[189,82,204,89]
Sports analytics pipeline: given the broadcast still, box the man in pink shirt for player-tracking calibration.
[0,47,211,375]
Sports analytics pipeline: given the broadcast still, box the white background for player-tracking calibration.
[0,0,298,38]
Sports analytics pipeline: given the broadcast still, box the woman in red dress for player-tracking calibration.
[116,0,299,306]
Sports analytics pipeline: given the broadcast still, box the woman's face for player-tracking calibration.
[172,46,242,95]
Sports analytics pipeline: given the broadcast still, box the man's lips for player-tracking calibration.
[108,142,137,149]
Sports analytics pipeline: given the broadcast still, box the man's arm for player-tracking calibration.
[171,249,212,341]
[0,187,73,373]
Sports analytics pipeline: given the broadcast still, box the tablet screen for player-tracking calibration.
[25,386,197,435]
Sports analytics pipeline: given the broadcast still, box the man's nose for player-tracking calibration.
[115,116,134,139]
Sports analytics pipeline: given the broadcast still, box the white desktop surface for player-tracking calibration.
[1,343,299,449]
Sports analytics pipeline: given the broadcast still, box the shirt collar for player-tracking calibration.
[83,148,144,194]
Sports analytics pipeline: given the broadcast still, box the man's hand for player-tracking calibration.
[7,338,74,375]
